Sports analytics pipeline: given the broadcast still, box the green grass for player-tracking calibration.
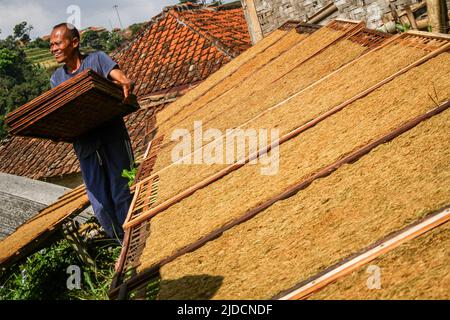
[24,46,97,71]
[28,53,53,61]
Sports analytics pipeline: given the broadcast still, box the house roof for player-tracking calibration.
[0,185,90,269]
[0,173,92,240]
[0,3,250,181]
[155,108,449,300]
[112,2,251,99]
[109,19,450,299]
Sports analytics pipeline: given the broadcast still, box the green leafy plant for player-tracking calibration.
[122,165,138,187]
[395,22,411,33]
[68,242,121,300]
[0,239,81,300]
[80,30,124,53]
[0,221,122,300]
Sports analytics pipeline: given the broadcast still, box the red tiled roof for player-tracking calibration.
[112,3,250,98]
[0,3,250,180]
[174,6,251,56]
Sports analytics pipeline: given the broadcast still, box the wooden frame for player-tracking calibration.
[131,24,389,191]
[0,186,90,269]
[276,206,450,300]
[123,39,450,230]
[109,24,450,300]
[109,100,449,299]
[406,30,450,41]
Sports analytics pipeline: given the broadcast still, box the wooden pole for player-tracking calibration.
[242,0,264,44]
[416,12,450,30]
[426,0,449,33]
[307,4,338,24]
[405,6,419,30]
[441,0,449,33]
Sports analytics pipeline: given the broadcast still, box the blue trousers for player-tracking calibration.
[79,138,134,240]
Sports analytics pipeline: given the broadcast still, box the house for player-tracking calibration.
[0,173,91,240]
[0,2,251,271]
[241,0,450,43]
[0,2,251,188]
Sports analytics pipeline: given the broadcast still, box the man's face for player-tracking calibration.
[50,27,79,63]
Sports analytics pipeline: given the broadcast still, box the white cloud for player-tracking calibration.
[0,0,176,39]
[0,1,56,38]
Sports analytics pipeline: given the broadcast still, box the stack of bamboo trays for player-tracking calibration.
[6,69,139,142]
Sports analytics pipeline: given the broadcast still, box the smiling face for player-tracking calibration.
[50,26,79,63]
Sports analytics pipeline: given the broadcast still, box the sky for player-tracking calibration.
[0,0,236,39]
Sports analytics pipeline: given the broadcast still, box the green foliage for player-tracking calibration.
[0,23,50,140]
[0,114,6,139]
[13,22,33,44]
[129,23,145,36]
[26,37,50,49]
[0,224,122,300]
[80,30,124,53]
[0,48,19,72]
[80,30,102,50]
[68,241,121,300]
[122,165,138,187]
[0,239,81,300]
[395,22,411,33]
[106,31,124,52]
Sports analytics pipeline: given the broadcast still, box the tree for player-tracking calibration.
[81,29,102,50]
[105,31,124,52]
[13,21,33,45]
[27,37,50,49]
[129,23,145,36]
[0,23,50,140]
[0,48,20,73]
[80,30,124,53]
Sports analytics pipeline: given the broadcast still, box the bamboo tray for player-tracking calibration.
[5,69,139,142]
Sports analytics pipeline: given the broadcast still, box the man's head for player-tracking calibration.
[50,23,80,63]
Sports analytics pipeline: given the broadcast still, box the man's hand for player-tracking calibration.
[109,68,135,104]
[122,79,135,100]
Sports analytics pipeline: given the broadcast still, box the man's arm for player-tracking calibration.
[109,68,135,102]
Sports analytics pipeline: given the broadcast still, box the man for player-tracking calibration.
[50,23,134,241]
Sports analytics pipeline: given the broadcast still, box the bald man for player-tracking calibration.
[50,23,134,241]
